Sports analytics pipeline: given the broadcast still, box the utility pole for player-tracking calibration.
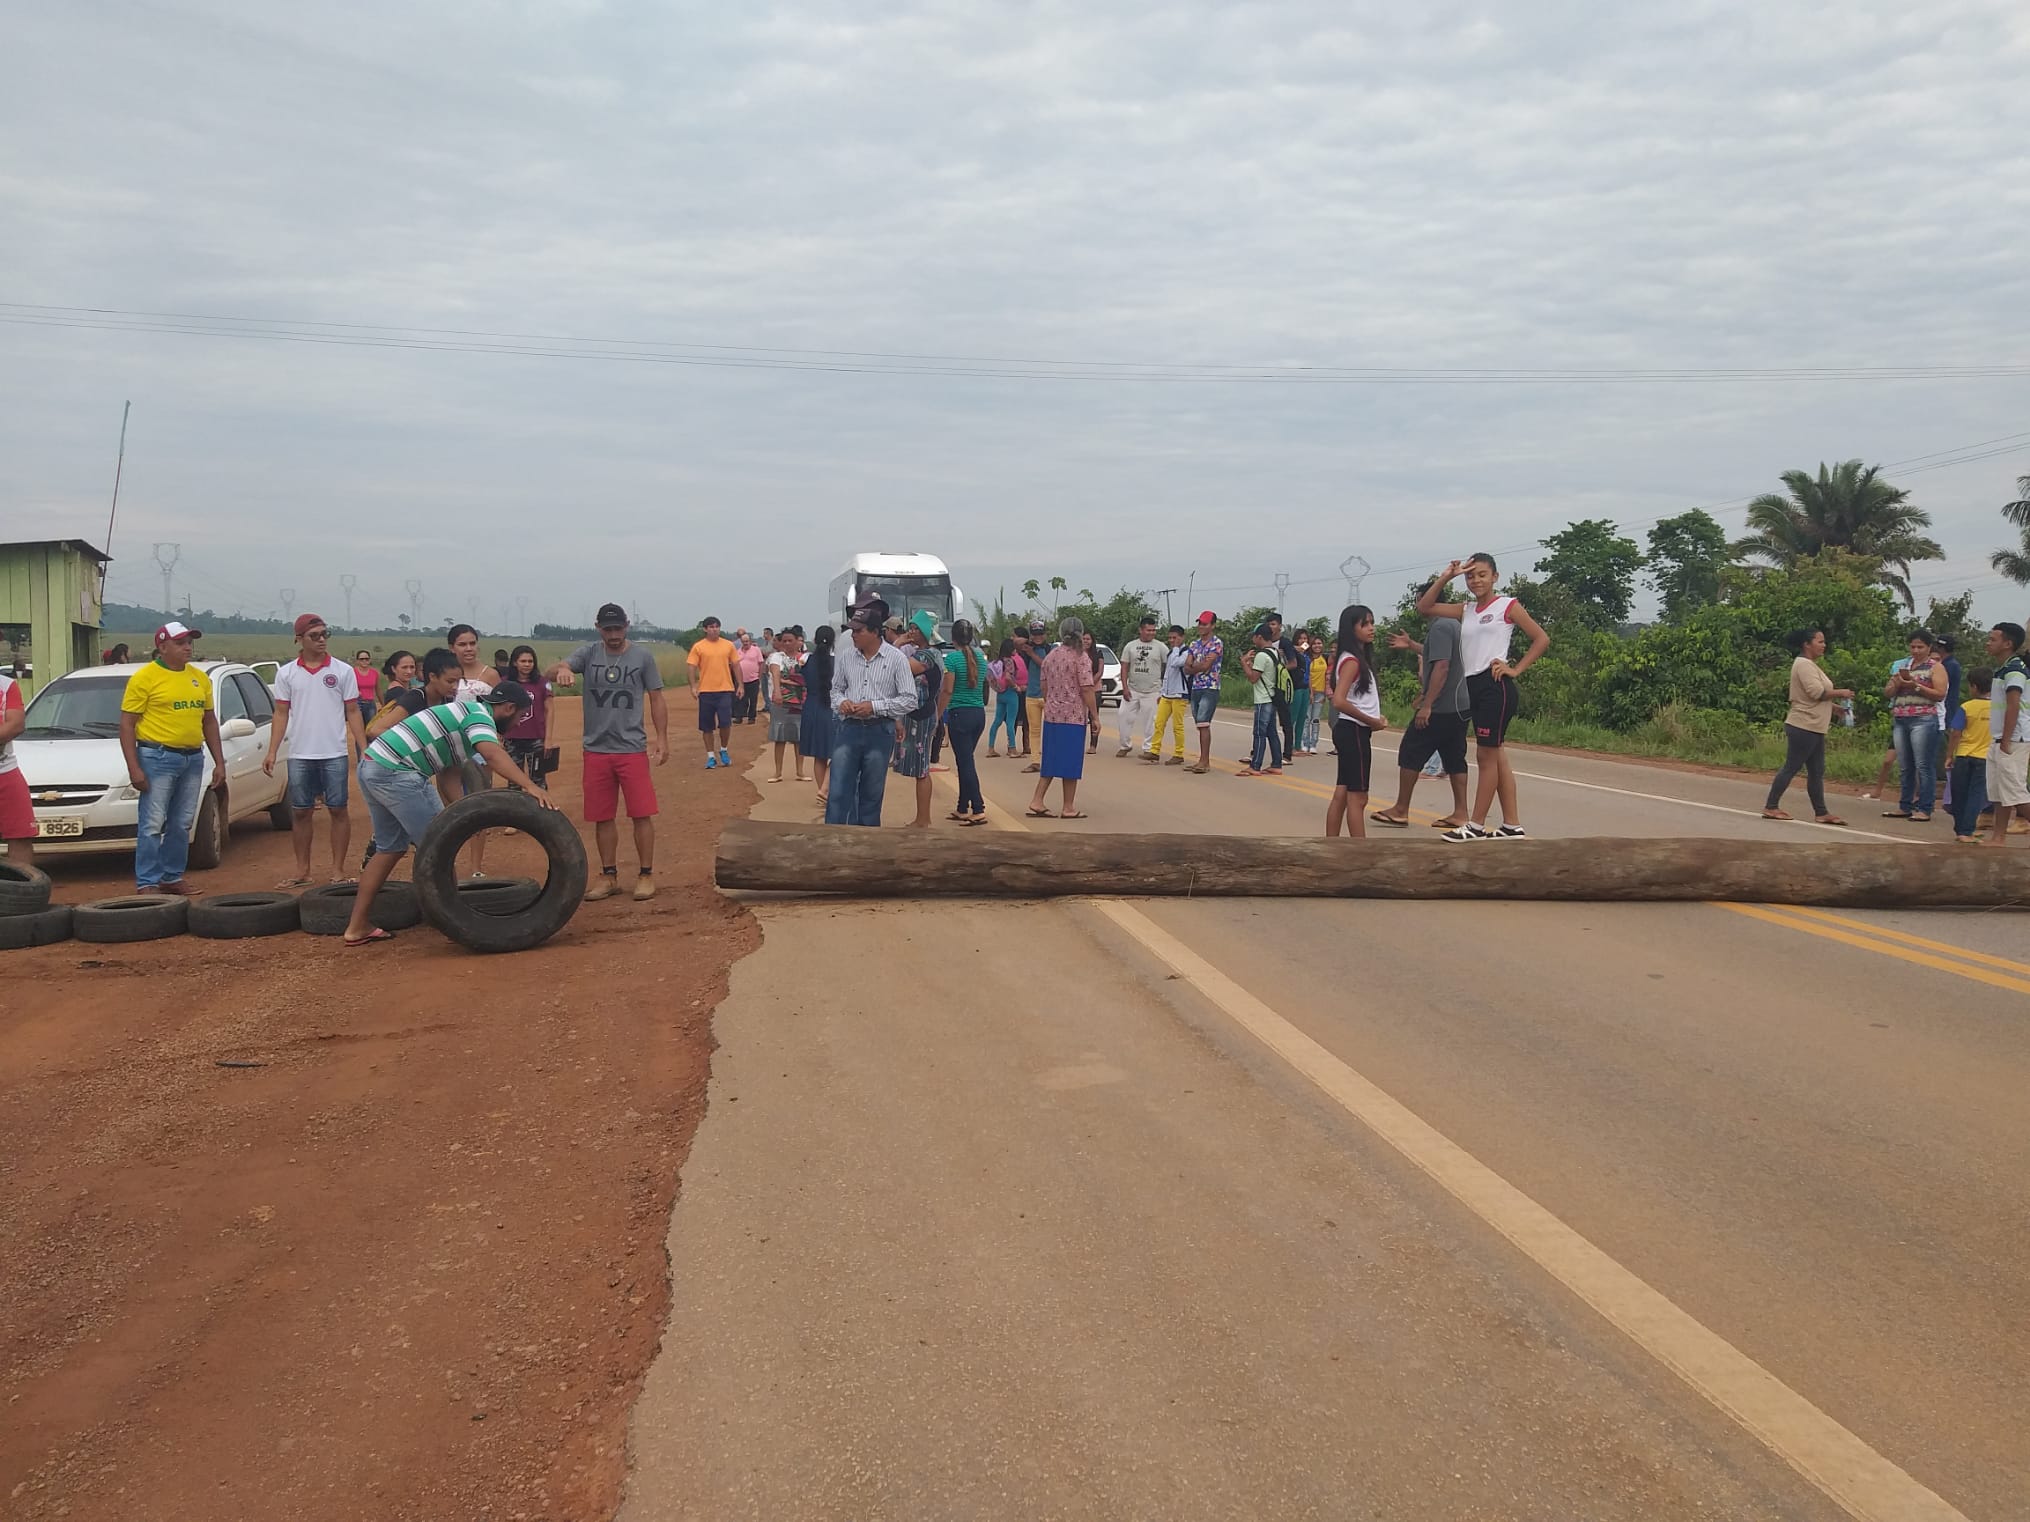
[1339,554,1370,609]
[152,543,181,619]
[404,579,424,629]
[280,588,297,624]
[1185,571,1195,618]
[103,401,131,603]
[1153,586,1178,626]
[339,573,358,629]
[467,596,480,630]
[1274,572,1291,620]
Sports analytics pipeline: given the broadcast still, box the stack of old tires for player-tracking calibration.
[0,793,585,953]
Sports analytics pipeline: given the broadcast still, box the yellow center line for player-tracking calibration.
[1773,904,2030,977]
[1714,903,2030,999]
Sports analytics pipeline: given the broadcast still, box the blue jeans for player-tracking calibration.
[1891,714,1937,814]
[946,705,986,815]
[1948,754,1988,837]
[826,722,894,826]
[358,758,443,853]
[988,689,1021,750]
[288,755,351,810]
[1249,702,1283,770]
[135,744,206,889]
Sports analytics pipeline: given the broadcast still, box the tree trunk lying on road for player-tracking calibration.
[716,821,2030,908]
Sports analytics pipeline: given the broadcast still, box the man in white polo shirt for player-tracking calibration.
[264,613,365,885]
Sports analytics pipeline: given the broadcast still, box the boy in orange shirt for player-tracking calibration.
[685,616,743,769]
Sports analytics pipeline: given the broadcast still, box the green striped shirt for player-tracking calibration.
[366,700,500,777]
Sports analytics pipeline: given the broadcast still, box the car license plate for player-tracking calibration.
[34,817,85,839]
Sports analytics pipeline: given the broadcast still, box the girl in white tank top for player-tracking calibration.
[1458,594,1516,677]
[1333,652,1383,724]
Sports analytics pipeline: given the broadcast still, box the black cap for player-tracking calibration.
[489,680,534,711]
[596,602,627,628]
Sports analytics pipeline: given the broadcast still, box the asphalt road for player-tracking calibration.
[621,711,2028,1521]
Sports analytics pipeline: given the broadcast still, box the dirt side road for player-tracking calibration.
[1,702,756,1521]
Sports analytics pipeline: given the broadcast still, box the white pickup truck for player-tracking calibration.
[10,660,292,867]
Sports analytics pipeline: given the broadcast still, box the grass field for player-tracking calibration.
[101,632,692,688]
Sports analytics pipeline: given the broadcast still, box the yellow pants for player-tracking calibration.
[1148,696,1190,757]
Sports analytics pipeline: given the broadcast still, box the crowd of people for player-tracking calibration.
[5,569,2024,921]
[1766,619,2029,845]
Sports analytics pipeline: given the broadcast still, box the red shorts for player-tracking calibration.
[581,750,657,823]
[0,769,31,840]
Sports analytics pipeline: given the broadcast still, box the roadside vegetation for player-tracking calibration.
[995,464,2030,776]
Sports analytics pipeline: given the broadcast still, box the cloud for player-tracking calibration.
[2,0,2026,629]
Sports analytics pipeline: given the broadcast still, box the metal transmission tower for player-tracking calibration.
[1339,555,1371,609]
[151,543,181,619]
[1274,572,1291,619]
[467,597,480,629]
[338,573,358,628]
[280,588,297,623]
[404,579,424,628]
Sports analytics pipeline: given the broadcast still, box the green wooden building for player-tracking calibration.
[0,537,111,697]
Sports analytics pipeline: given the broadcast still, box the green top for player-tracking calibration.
[942,648,990,708]
[366,700,500,777]
[1248,648,1277,705]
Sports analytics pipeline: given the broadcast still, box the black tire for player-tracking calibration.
[415,792,586,953]
[298,880,421,936]
[0,860,54,917]
[189,891,302,940]
[187,790,227,870]
[269,800,294,830]
[457,877,543,916]
[0,904,73,951]
[73,895,188,944]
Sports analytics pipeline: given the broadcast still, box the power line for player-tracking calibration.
[1192,428,2030,600]
[7,303,2030,385]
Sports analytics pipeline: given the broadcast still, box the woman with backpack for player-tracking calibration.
[889,615,951,828]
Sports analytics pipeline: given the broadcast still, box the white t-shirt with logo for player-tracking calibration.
[273,657,360,760]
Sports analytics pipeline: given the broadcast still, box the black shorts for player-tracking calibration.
[1467,671,1519,747]
[1333,720,1374,792]
[1397,710,1469,775]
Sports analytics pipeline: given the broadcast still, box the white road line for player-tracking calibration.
[1091,893,1970,1522]
[953,782,1971,1517]
[1208,715,1914,845]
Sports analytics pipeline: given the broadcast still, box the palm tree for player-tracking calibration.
[1732,459,1943,609]
[1993,474,2030,586]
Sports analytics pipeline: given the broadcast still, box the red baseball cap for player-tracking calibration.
[154,619,202,644]
[293,613,327,637]
[1195,610,1218,625]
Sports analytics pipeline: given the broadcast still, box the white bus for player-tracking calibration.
[827,552,965,643]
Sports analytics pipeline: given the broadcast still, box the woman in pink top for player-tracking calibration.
[353,649,380,725]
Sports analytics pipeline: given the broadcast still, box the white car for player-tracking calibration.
[13,660,292,866]
[1096,644,1121,707]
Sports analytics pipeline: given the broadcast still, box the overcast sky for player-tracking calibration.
[5,0,2027,633]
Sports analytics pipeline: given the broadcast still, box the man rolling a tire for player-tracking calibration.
[342,682,555,948]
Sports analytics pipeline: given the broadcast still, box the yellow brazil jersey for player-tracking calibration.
[1957,698,1991,760]
[121,660,214,748]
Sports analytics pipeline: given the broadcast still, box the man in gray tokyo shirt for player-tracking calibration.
[547,603,669,901]
[1114,614,1166,757]
[1367,615,1472,830]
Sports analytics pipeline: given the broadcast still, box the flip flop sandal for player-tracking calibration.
[1761,811,1793,821]
[1881,810,1913,818]
[1025,807,1057,818]
[343,927,397,947]
[1816,815,1849,827]
[277,877,314,889]
[1059,811,1089,819]
[947,811,970,821]
[1429,818,1465,829]
[1368,812,1409,827]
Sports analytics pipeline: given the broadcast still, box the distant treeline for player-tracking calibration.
[102,603,685,641]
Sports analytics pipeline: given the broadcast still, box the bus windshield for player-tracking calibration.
[857,574,953,632]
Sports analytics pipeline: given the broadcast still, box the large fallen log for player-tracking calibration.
[716,821,2030,908]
